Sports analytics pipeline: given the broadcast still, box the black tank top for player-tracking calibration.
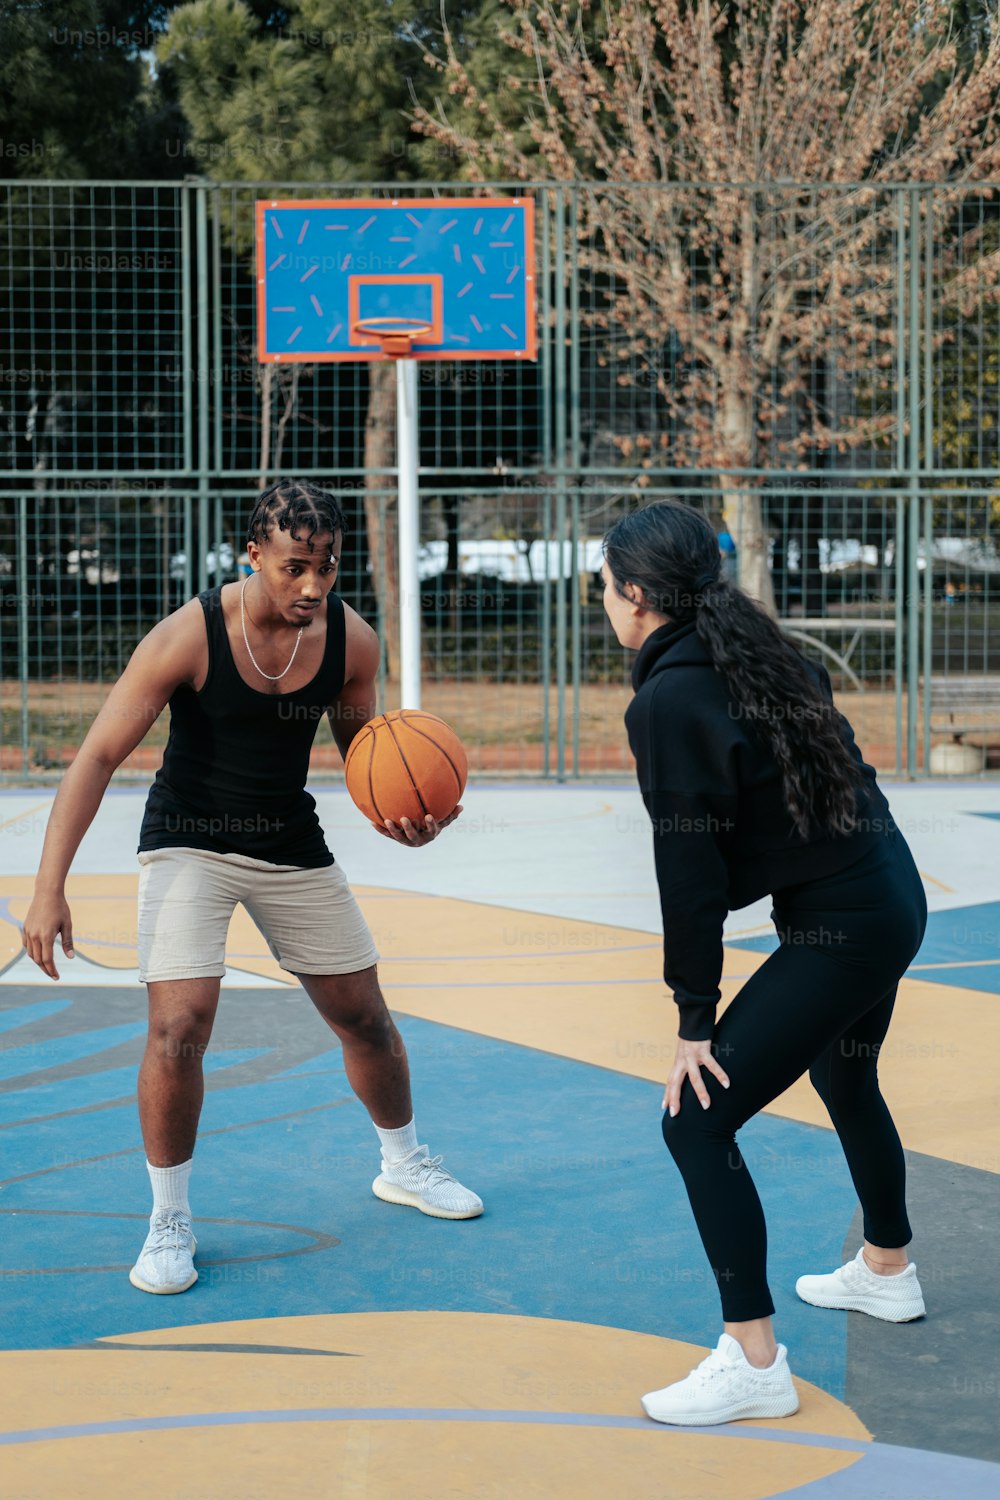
[138,585,346,866]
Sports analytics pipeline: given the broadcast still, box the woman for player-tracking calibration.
[602,500,927,1426]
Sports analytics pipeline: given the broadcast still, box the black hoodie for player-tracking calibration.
[625,619,892,1041]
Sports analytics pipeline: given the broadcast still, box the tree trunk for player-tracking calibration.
[364,358,399,680]
[272,367,300,475]
[717,384,775,614]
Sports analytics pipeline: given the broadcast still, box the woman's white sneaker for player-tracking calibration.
[795,1248,925,1321]
[641,1333,799,1425]
[129,1210,198,1294]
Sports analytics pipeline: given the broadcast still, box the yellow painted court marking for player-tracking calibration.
[916,869,956,893]
[909,958,1000,970]
[2,877,995,1172]
[0,1313,868,1500]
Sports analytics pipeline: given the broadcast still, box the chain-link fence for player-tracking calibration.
[2,180,999,779]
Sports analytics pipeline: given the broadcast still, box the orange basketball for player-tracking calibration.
[344,710,468,827]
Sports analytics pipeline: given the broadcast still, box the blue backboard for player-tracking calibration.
[256,197,536,362]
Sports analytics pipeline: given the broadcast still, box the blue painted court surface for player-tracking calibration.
[2,1014,857,1393]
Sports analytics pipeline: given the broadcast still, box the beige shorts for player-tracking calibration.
[136,846,379,983]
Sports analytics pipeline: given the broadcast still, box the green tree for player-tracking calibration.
[0,1,185,177]
[159,0,493,181]
[0,4,191,577]
[417,0,1000,610]
[158,0,494,674]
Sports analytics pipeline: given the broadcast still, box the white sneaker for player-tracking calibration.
[796,1247,925,1321]
[372,1144,483,1220]
[641,1333,799,1425]
[129,1210,198,1294]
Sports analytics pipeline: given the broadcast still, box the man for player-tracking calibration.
[21,478,482,1296]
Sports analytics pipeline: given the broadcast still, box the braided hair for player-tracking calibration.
[247,479,348,551]
[603,500,867,839]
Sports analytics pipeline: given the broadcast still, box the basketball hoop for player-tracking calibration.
[352,317,434,358]
[259,196,537,710]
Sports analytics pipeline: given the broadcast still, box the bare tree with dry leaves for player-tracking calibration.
[414,0,1000,608]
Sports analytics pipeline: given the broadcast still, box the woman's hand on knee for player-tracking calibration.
[664,1039,730,1117]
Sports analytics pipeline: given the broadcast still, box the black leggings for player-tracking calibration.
[661,825,928,1323]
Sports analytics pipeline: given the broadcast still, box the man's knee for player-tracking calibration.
[308,975,400,1051]
[340,1005,400,1052]
[147,1005,216,1063]
[302,968,397,1042]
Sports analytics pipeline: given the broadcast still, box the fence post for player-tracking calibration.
[196,183,211,594]
[894,492,906,777]
[211,185,223,476]
[16,494,29,774]
[571,490,581,775]
[182,494,193,603]
[905,186,922,776]
[553,186,568,782]
[542,488,552,777]
[180,184,194,475]
[569,190,582,777]
[921,188,935,775]
[540,191,553,778]
[894,191,906,778]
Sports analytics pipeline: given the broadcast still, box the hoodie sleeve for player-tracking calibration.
[628,677,736,1042]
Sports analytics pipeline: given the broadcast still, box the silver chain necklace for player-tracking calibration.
[240,573,305,683]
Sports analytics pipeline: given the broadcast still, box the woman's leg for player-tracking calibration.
[809,983,913,1261]
[661,940,913,1346]
[662,830,925,1357]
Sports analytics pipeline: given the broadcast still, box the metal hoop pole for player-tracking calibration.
[396,356,421,709]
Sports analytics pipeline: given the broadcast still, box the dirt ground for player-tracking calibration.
[1,676,923,777]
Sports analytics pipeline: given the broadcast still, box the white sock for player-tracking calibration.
[374,1119,419,1164]
[147,1158,192,1217]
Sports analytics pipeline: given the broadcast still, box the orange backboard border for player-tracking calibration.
[255,196,537,363]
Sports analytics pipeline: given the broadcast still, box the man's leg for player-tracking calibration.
[297,966,411,1127]
[130,977,221,1295]
[299,967,482,1220]
[138,977,222,1163]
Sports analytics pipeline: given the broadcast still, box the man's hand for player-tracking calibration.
[373,805,463,847]
[664,1037,730,1117]
[21,892,75,980]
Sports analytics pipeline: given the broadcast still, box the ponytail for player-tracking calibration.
[603,501,867,839]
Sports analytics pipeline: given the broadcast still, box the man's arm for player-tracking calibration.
[21,603,202,978]
[327,606,381,762]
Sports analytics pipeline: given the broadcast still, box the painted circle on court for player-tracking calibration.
[1,1312,871,1498]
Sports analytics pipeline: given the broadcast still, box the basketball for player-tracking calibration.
[344,710,468,827]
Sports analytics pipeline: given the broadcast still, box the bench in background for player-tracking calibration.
[926,675,1000,744]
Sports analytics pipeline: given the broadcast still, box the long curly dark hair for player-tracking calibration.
[603,500,867,839]
[247,479,348,550]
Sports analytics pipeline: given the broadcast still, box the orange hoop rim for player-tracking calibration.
[351,317,435,356]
